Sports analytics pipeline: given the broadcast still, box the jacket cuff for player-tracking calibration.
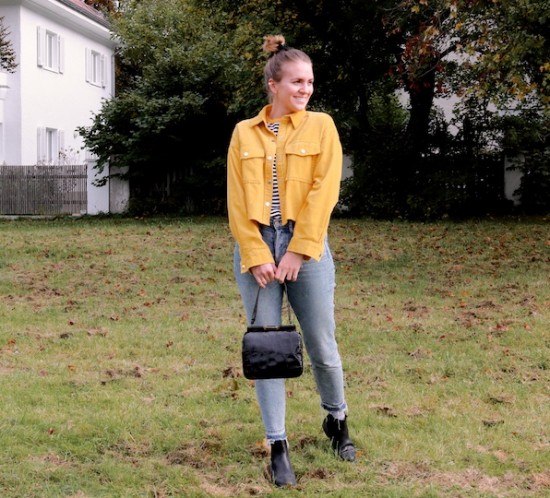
[287,239,324,262]
[238,246,275,273]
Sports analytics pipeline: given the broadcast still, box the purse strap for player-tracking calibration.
[250,284,293,326]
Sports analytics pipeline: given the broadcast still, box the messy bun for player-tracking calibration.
[262,35,287,56]
[262,34,312,100]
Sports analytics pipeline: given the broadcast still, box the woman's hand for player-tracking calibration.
[250,263,277,288]
[275,251,304,283]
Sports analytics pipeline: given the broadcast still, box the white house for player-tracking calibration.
[0,0,128,214]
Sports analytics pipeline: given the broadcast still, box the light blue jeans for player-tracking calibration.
[234,218,348,442]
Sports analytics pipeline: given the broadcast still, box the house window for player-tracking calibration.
[86,49,106,87]
[37,27,64,73]
[45,32,58,69]
[37,127,65,164]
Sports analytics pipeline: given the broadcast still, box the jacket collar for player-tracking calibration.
[249,105,307,129]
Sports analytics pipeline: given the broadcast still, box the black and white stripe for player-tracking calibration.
[266,122,281,220]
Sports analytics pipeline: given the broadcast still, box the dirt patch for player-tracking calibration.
[378,461,550,497]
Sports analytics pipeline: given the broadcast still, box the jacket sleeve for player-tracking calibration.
[227,125,275,273]
[287,115,342,260]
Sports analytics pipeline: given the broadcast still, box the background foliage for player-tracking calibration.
[0,16,17,73]
[73,0,549,218]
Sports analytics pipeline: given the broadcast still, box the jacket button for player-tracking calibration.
[265,202,270,207]
[243,151,249,157]
[267,156,272,160]
[300,148,306,154]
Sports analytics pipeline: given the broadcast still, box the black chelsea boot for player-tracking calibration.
[322,414,357,462]
[270,439,297,487]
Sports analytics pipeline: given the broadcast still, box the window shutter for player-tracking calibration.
[100,54,106,88]
[58,36,65,73]
[37,26,44,67]
[37,127,46,163]
[85,48,90,82]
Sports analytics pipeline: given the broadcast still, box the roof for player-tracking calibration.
[56,0,110,28]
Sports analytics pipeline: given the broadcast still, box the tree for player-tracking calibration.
[0,16,17,73]
[84,0,118,11]
[342,0,549,217]
[455,0,549,107]
[79,0,548,217]
[385,0,549,146]
[501,108,550,213]
[79,0,244,213]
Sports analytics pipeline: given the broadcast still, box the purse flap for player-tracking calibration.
[246,325,297,332]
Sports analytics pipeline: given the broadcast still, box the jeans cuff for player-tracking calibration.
[321,401,348,413]
[266,431,287,443]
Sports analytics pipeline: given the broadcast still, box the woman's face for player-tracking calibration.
[268,60,314,118]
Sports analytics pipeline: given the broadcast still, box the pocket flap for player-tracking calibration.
[287,142,320,156]
[240,147,265,160]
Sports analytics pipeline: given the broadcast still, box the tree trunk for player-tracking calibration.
[405,67,436,152]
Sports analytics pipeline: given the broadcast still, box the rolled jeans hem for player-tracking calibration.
[266,433,288,444]
[322,401,348,413]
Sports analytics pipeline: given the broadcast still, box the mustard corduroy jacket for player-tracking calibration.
[227,105,343,273]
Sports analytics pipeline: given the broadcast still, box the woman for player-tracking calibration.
[227,34,356,487]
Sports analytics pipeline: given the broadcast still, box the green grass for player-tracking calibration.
[0,215,549,497]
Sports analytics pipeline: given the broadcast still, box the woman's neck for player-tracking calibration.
[268,103,289,120]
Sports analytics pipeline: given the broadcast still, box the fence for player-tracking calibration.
[0,165,87,215]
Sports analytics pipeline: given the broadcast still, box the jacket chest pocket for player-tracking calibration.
[240,147,265,184]
[286,142,320,183]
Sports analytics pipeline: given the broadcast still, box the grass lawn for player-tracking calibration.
[0,215,549,497]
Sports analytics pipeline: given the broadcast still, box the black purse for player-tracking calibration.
[241,285,304,380]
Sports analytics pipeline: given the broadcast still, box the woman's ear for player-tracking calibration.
[267,79,277,94]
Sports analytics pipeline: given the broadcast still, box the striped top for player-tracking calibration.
[266,121,281,220]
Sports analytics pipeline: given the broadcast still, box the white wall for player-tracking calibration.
[86,159,110,214]
[0,72,8,163]
[0,0,120,213]
[18,1,113,164]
